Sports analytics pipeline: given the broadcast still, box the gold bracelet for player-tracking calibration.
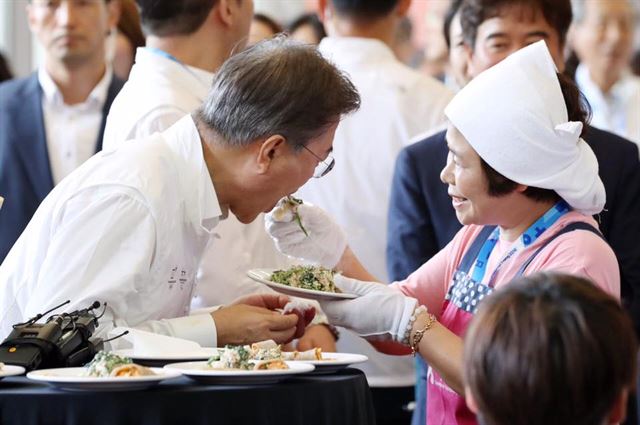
[410,313,437,357]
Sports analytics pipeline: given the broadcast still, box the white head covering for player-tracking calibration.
[444,41,605,215]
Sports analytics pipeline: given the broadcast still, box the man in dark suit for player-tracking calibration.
[388,0,640,424]
[0,0,123,262]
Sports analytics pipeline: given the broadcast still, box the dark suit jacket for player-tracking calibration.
[387,126,640,333]
[0,73,124,262]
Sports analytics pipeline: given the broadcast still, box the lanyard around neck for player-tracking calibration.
[145,47,210,91]
[470,200,571,286]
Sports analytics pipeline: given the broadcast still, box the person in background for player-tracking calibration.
[392,17,424,69]
[442,0,468,91]
[0,52,12,82]
[268,40,620,425]
[296,0,453,423]
[0,37,360,349]
[0,0,124,263]
[288,13,326,45]
[464,272,637,425]
[569,0,640,148]
[248,13,282,45]
[104,0,338,352]
[109,0,145,80]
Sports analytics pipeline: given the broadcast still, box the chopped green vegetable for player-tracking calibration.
[271,266,336,292]
[85,351,132,377]
[286,196,309,237]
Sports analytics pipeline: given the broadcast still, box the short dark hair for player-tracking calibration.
[196,36,360,150]
[443,0,464,49]
[288,13,327,43]
[480,72,591,203]
[135,0,218,37]
[460,0,573,49]
[465,272,637,425]
[253,13,283,36]
[331,0,399,22]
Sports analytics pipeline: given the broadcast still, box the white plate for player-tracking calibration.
[0,365,25,379]
[247,268,358,300]
[26,367,181,391]
[294,352,368,374]
[164,361,315,385]
[110,348,219,366]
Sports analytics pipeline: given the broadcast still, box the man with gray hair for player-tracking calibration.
[103,0,340,351]
[569,0,640,148]
[0,38,360,348]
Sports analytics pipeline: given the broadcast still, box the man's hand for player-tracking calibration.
[212,293,315,346]
[212,304,299,346]
[232,293,291,310]
[296,324,337,352]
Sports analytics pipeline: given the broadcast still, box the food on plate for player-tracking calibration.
[206,340,324,370]
[272,196,309,236]
[270,265,337,293]
[85,351,155,377]
[110,364,156,377]
[282,347,322,361]
[253,359,289,370]
[207,344,288,370]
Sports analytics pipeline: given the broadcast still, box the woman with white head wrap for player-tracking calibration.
[265,41,620,425]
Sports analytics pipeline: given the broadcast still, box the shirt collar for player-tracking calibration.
[161,115,223,232]
[576,63,635,104]
[134,47,214,102]
[318,36,396,65]
[38,65,113,107]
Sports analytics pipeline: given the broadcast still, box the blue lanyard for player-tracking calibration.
[145,47,210,90]
[146,47,180,63]
[470,200,571,286]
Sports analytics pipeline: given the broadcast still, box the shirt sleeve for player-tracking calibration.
[23,187,218,347]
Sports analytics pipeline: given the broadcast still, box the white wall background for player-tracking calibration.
[0,0,40,78]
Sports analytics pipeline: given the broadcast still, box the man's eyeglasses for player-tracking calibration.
[299,144,335,178]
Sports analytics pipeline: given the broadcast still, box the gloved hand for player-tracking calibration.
[318,275,419,343]
[265,201,347,268]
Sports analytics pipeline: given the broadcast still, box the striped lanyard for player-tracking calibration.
[470,200,571,286]
[145,47,210,91]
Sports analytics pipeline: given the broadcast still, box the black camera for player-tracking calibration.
[0,301,105,371]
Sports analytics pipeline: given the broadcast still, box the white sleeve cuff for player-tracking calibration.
[164,314,217,347]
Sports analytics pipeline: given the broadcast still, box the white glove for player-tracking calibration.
[265,201,347,268]
[318,275,419,342]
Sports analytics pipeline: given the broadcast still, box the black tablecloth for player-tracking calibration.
[0,368,375,425]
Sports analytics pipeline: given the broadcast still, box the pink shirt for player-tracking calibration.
[391,212,619,425]
[393,211,620,314]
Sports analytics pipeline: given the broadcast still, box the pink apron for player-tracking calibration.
[425,221,602,425]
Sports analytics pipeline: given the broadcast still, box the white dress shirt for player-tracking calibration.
[103,47,214,150]
[576,64,640,150]
[103,48,316,324]
[0,116,222,346]
[297,37,454,387]
[39,67,112,185]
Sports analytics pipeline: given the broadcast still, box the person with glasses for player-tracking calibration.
[266,42,620,425]
[299,144,335,178]
[104,0,340,353]
[0,39,361,350]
